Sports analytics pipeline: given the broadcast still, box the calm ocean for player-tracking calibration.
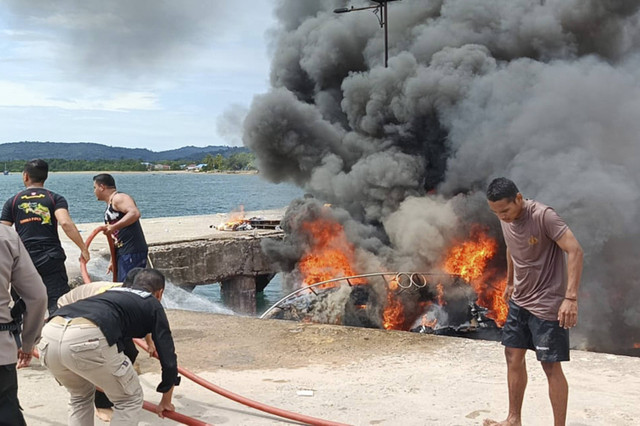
[0,172,304,315]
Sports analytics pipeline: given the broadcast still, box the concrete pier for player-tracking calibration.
[64,209,286,313]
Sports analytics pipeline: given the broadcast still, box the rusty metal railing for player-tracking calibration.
[259,271,458,319]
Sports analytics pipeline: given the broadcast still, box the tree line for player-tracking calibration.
[2,152,256,173]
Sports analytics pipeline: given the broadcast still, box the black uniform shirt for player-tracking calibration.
[1,188,67,250]
[53,287,179,393]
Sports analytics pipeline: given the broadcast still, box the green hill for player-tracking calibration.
[0,141,248,162]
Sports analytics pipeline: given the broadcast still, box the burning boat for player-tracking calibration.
[261,271,502,341]
[261,200,507,342]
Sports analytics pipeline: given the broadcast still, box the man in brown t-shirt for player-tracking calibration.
[484,177,583,426]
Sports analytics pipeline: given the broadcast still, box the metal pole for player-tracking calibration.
[383,1,389,67]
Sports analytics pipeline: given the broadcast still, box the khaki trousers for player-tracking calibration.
[37,319,144,426]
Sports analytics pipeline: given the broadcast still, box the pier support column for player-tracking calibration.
[221,275,256,315]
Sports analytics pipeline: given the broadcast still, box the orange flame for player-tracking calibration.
[217,205,248,230]
[634,343,640,349]
[298,218,366,288]
[436,282,445,306]
[443,226,508,326]
[383,290,405,330]
[444,228,497,282]
[421,316,437,329]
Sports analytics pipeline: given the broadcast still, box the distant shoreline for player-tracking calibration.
[49,170,259,175]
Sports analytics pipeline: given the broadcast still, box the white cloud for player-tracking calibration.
[0,81,159,111]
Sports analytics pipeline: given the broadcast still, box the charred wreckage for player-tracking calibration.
[261,272,502,342]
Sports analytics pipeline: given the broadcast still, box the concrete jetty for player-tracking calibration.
[62,209,286,314]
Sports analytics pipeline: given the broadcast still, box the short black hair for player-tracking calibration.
[93,173,116,188]
[122,267,145,287]
[131,269,165,293]
[24,159,48,183]
[486,177,519,202]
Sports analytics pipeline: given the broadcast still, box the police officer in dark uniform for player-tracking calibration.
[0,224,47,425]
[38,269,179,424]
[1,159,90,314]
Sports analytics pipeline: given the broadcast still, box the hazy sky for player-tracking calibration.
[0,0,276,150]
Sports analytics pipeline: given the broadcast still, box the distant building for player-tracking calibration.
[186,163,207,171]
[153,164,171,170]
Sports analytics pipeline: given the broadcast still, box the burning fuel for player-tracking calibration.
[215,205,283,231]
[442,226,508,326]
[298,217,366,288]
[263,203,506,338]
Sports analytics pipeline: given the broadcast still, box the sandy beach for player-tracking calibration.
[18,213,636,425]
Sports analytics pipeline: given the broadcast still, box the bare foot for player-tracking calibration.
[483,419,521,426]
[96,407,113,422]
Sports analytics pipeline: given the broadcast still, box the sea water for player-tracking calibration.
[0,172,304,315]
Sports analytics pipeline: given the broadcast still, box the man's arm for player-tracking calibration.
[0,197,14,226]
[54,208,90,262]
[555,228,584,329]
[104,193,141,236]
[10,234,47,367]
[503,247,514,302]
[156,386,175,418]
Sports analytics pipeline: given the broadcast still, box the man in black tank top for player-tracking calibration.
[1,159,90,314]
[92,173,148,281]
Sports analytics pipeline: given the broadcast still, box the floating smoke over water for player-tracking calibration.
[246,0,640,354]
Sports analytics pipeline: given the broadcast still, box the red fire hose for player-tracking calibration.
[142,401,211,426]
[80,225,118,284]
[31,348,211,426]
[135,338,349,426]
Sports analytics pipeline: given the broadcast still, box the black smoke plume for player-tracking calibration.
[246,0,640,354]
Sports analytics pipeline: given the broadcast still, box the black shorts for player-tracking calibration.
[40,267,70,315]
[502,300,570,362]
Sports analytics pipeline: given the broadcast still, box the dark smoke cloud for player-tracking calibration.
[247,0,640,353]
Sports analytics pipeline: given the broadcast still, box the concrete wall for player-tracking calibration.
[148,233,282,287]
[148,233,283,314]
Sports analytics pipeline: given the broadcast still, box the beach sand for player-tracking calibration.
[20,213,638,425]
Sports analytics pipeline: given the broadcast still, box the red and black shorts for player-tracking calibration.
[502,300,570,362]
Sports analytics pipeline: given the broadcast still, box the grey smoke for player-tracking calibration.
[248,0,639,353]
[2,0,250,81]
[216,104,248,147]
